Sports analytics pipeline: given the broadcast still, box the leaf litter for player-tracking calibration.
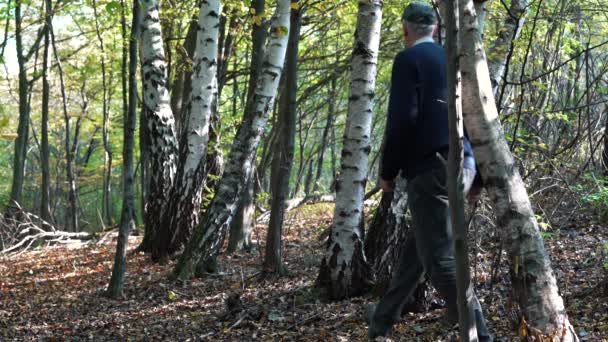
[0,204,607,341]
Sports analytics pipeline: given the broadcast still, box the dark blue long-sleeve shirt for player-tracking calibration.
[380,41,475,181]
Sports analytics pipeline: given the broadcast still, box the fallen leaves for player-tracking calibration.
[0,204,607,341]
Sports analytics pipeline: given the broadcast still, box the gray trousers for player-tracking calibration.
[371,166,491,341]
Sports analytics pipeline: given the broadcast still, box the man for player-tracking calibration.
[367,2,492,341]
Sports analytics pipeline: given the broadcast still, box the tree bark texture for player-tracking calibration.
[365,178,432,313]
[107,0,139,299]
[264,2,302,275]
[458,0,577,339]
[226,0,267,254]
[152,0,221,260]
[227,166,254,253]
[138,0,179,253]
[40,0,52,223]
[486,0,528,96]
[316,0,382,300]
[172,0,291,280]
[9,0,31,210]
[446,0,477,339]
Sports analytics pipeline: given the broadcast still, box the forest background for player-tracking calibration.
[1,0,608,340]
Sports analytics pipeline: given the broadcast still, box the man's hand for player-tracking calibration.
[380,178,395,192]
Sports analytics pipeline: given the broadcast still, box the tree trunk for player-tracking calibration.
[458,0,577,339]
[40,0,52,223]
[227,166,254,254]
[445,0,477,339]
[316,0,382,300]
[365,178,432,313]
[263,2,302,275]
[171,15,198,140]
[92,0,114,227]
[226,0,267,254]
[107,0,139,299]
[9,0,31,211]
[313,77,338,193]
[137,0,179,253]
[49,7,78,232]
[153,0,221,261]
[486,0,529,97]
[172,0,291,280]
[303,156,315,197]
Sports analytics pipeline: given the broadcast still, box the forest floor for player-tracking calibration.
[1,202,607,341]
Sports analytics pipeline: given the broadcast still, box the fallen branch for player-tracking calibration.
[256,195,335,223]
[2,228,93,255]
[1,203,93,254]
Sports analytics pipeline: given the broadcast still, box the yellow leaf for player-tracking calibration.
[290,2,299,10]
[167,290,179,301]
[0,133,18,140]
[274,25,289,37]
[249,8,256,15]
[252,15,262,26]
[519,318,528,337]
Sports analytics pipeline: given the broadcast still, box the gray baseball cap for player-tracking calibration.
[402,2,438,25]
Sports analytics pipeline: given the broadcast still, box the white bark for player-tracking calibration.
[486,0,529,95]
[139,0,179,250]
[158,0,221,256]
[317,0,382,299]
[173,0,291,280]
[458,0,577,339]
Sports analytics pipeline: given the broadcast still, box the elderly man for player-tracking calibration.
[367,2,492,340]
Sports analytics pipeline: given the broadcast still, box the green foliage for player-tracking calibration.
[572,173,608,224]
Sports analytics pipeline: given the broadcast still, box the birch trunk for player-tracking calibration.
[138,0,179,253]
[458,0,577,339]
[366,181,432,313]
[264,2,302,275]
[107,0,139,298]
[227,0,267,254]
[153,0,221,260]
[486,0,528,96]
[446,0,477,339]
[316,0,382,300]
[172,0,291,280]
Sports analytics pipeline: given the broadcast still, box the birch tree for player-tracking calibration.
[445,0,477,339]
[154,0,221,260]
[486,0,529,96]
[228,0,267,254]
[172,0,291,280]
[264,1,302,275]
[458,0,578,339]
[316,0,382,299]
[137,0,179,253]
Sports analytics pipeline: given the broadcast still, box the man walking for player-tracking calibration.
[367,2,492,340]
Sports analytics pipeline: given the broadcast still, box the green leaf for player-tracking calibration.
[167,290,179,301]
[105,1,121,15]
